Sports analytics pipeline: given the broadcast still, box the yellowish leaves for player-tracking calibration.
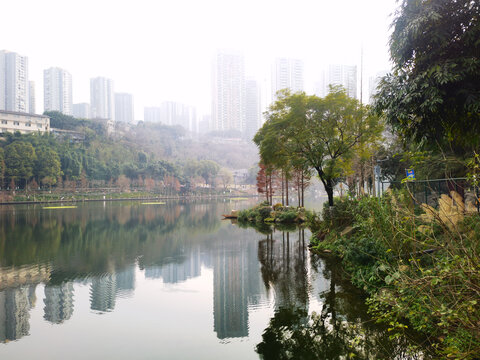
[419,191,477,229]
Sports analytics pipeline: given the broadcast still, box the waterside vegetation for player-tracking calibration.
[237,201,308,225]
[248,0,480,357]
[309,193,479,358]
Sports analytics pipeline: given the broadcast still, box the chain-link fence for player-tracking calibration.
[380,178,480,213]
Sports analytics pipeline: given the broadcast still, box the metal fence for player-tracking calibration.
[380,178,480,213]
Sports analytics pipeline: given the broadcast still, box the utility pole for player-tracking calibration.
[360,45,364,105]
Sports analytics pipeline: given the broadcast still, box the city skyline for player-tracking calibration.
[1,0,397,120]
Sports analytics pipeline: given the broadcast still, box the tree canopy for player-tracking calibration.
[4,141,37,186]
[255,88,382,206]
[374,0,480,152]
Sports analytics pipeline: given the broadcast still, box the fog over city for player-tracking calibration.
[2,0,397,119]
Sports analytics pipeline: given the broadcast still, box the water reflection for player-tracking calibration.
[0,285,36,342]
[256,233,426,359]
[44,282,74,323]
[209,225,264,339]
[258,229,309,310]
[0,201,426,358]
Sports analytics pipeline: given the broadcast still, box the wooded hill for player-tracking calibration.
[0,111,259,191]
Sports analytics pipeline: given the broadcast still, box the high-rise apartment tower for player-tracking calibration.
[0,50,29,113]
[211,50,246,133]
[271,58,304,102]
[114,93,134,123]
[90,77,114,120]
[44,67,73,115]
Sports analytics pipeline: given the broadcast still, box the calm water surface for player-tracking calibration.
[0,199,420,359]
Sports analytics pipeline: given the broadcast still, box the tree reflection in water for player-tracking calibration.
[256,229,427,360]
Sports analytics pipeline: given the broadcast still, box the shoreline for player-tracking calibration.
[0,193,258,206]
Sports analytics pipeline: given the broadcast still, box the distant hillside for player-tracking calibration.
[0,112,258,191]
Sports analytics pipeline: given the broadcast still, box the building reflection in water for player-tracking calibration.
[89,265,137,312]
[208,225,264,340]
[90,274,117,312]
[144,247,201,284]
[0,285,37,343]
[0,265,50,343]
[43,282,74,324]
[115,266,136,298]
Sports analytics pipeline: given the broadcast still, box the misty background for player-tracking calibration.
[2,0,397,120]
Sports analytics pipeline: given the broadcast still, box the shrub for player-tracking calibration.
[309,192,480,358]
[276,209,298,223]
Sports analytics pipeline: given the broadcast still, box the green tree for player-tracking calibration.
[60,150,83,180]
[198,160,220,187]
[217,168,233,191]
[4,141,37,188]
[256,88,381,207]
[374,0,480,152]
[0,147,4,187]
[35,147,63,187]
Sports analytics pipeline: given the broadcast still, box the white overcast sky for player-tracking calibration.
[2,0,398,119]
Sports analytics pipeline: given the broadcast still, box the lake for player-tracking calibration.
[0,199,422,359]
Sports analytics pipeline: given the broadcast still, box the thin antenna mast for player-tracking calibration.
[360,45,364,105]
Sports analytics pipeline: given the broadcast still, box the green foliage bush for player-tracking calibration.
[275,209,298,223]
[320,197,358,231]
[309,194,480,358]
[238,203,309,226]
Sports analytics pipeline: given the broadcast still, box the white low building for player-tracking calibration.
[0,110,50,134]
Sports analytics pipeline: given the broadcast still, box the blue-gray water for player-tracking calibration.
[0,199,422,359]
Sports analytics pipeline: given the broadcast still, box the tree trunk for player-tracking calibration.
[297,182,301,207]
[315,167,335,207]
[285,177,289,206]
[269,174,273,205]
[301,172,304,207]
[325,181,334,207]
[265,175,269,202]
[281,171,284,206]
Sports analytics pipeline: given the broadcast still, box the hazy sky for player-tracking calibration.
[2,0,398,119]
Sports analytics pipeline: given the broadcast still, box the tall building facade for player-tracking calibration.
[368,70,388,104]
[0,50,29,113]
[73,103,91,119]
[271,58,304,101]
[144,103,196,131]
[44,67,73,115]
[245,79,261,141]
[323,64,357,99]
[211,50,246,133]
[144,107,162,123]
[90,77,114,120]
[161,101,196,131]
[114,93,134,123]
[29,81,35,114]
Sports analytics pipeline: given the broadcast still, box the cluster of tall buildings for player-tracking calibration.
[1,48,385,138]
[209,51,372,139]
[211,51,303,139]
[0,49,135,125]
[315,64,358,99]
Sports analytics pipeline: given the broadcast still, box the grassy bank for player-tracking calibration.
[308,193,480,359]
